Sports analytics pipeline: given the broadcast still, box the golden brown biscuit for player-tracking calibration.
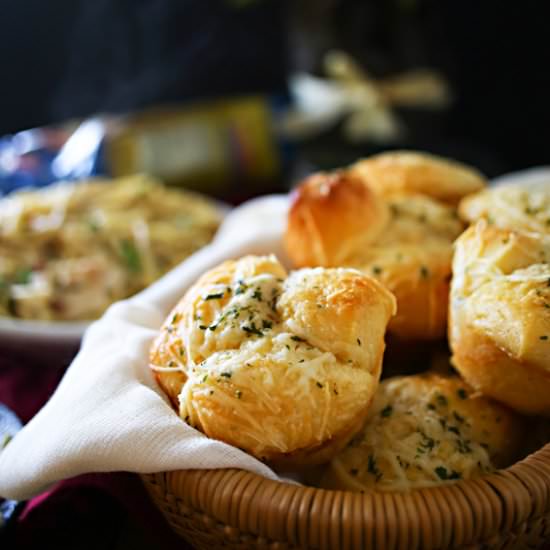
[284,170,389,268]
[351,151,486,205]
[320,374,524,492]
[459,179,550,233]
[285,171,463,340]
[150,255,396,466]
[449,221,550,415]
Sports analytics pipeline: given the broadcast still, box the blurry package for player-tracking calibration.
[106,96,282,196]
[0,96,285,201]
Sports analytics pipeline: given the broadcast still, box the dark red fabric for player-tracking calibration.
[0,346,69,424]
[0,347,189,549]
[12,473,187,550]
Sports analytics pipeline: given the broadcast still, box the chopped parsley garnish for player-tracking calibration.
[291,335,305,342]
[417,431,436,453]
[435,466,461,480]
[367,455,382,480]
[205,292,225,301]
[357,338,362,346]
[252,288,263,301]
[448,426,460,435]
[220,372,232,379]
[119,240,142,273]
[235,280,248,295]
[457,388,468,400]
[88,219,100,233]
[171,312,182,324]
[316,381,323,388]
[420,266,429,279]
[242,323,263,337]
[262,320,272,330]
[13,267,32,285]
[199,324,208,330]
[540,335,548,341]
[453,411,465,424]
[372,266,383,275]
[456,439,472,454]
[436,394,448,407]
[381,405,393,418]
[202,374,208,383]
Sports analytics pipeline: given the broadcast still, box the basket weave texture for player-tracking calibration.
[141,442,550,550]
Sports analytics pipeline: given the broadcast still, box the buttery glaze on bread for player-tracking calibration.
[285,171,463,340]
[321,374,524,492]
[285,171,389,268]
[449,221,550,415]
[150,255,396,466]
[350,151,486,205]
[459,179,550,233]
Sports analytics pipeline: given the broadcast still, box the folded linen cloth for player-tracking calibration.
[0,195,289,501]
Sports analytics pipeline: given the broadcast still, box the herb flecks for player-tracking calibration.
[436,394,448,407]
[368,455,383,481]
[13,267,32,285]
[235,280,248,295]
[205,292,225,301]
[120,240,142,273]
[381,405,393,418]
[457,388,468,400]
[435,466,461,481]
[252,288,263,301]
[242,322,264,337]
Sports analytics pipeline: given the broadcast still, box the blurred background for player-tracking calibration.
[1,2,550,547]
[1,0,549,200]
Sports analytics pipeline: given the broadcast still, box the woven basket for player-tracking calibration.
[141,442,550,550]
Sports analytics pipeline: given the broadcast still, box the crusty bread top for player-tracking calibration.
[459,179,550,233]
[324,374,524,492]
[150,255,396,463]
[285,170,463,269]
[285,170,390,268]
[450,221,550,372]
[351,150,486,205]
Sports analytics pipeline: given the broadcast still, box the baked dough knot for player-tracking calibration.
[150,255,396,465]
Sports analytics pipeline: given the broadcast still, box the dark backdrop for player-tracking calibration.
[0,1,549,174]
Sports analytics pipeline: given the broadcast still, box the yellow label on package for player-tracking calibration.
[106,97,279,193]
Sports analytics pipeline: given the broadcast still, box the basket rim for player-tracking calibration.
[142,442,550,548]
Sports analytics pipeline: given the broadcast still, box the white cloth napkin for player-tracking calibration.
[0,195,290,501]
